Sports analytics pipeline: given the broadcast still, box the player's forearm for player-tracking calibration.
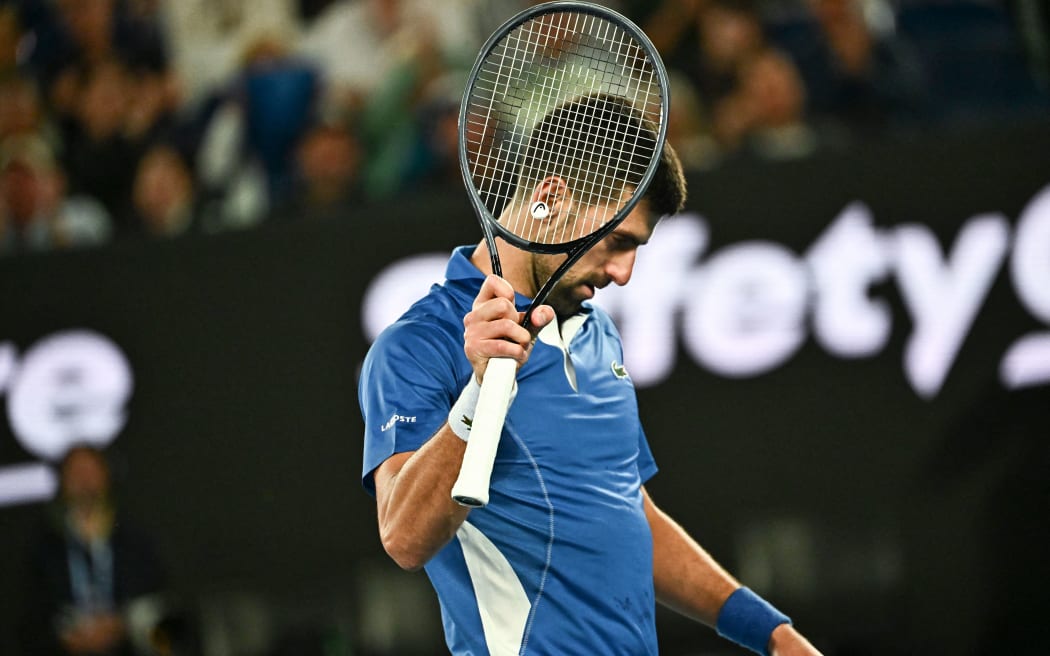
[644,489,739,626]
[376,427,471,570]
[645,492,819,654]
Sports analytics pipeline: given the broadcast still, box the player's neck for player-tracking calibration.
[470,240,537,299]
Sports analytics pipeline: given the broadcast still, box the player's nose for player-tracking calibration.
[605,250,637,286]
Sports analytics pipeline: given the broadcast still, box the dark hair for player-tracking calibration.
[515,92,686,217]
[646,139,687,217]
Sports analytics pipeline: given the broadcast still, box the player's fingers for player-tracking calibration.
[463,333,530,378]
[472,274,516,310]
[467,295,519,324]
[467,336,530,364]
[465,317,532,353]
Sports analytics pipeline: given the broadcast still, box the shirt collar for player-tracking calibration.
[445,244,594,318]
[445,245,533,310]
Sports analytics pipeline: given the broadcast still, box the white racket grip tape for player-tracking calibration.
[451,356,518,507]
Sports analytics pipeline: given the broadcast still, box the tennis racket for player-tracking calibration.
[450,1,670,507]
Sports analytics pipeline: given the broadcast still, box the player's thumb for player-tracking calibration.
[527,305,555,334]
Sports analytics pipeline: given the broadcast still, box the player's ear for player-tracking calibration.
[529,176,570,220]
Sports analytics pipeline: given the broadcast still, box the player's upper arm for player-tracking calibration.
[359,316,468,495]
[374,451,414,501]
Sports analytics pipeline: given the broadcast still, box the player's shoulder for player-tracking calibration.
[368,284,467,360]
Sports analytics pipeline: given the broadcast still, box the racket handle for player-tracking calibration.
[451,356,518,508]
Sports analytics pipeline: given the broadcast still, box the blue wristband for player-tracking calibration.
[716,587,791,656]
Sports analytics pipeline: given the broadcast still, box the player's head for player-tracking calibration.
[514,92,687,316]
[531,136,686,319]
[643,133,687,219]
[515,92,650,209]
[509,92,684,240]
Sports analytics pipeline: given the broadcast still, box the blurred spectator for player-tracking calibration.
[298,0,478,109]
[188,32,319,228]
[642,0,706,61]
[647,0,767,112]
[58,58,162,232]
[0,2,21,75]
[0,133,111,255]
[666,71,721,170]
[5,0,180,239]
[774,0,928,135]
[696,0,767,105]
[712,48,820,160]
[161,0,301,107]
[470,0,553,40]
[0,73,60,147]
[239,35,320,203]
[298,0,479,198]
[29,0,174,105]
[18,444,166,656]
[191,101,268,234]
[409,73,465,191]
[57,0,136,67]
[127,143,200,238]
[274,119,362,221]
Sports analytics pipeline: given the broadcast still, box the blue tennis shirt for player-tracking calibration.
[359,246,659,655]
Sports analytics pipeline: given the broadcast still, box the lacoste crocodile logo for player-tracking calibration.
[611,361,629,379]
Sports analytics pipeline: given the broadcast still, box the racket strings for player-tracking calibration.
[468,18,650,220]
[464,8,664,245]
[520,10,588,243]
[515,13,649,204]
[518,94,648,241]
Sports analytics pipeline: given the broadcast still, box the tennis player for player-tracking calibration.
[358,100,821,655]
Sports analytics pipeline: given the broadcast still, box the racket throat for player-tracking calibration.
[522,249,589,330]
[484,230,503,279]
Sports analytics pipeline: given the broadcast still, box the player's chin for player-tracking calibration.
[566,284,595,311]
[547,291,586,318]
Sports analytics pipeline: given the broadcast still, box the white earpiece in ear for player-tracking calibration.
[530,201,550,219]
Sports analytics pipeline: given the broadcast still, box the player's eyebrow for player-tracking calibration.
[613,228,651,248]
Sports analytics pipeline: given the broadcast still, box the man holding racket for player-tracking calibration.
[359,115,820,656]
[360,4,821,655]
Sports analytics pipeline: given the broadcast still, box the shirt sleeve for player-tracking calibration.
[358,317,465,496]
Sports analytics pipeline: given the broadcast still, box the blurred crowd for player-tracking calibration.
[0,0,1047,257]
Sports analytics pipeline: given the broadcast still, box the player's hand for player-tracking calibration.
[463,275,554,382]
[769,624,823,656]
